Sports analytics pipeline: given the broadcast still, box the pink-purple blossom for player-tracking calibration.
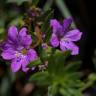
[50,17,82,55]
[1,26,38,72]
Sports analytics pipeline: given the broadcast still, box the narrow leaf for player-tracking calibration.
[29,71,51,86]
[28,58,42,68]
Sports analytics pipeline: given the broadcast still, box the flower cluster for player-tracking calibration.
[0,17,82,72]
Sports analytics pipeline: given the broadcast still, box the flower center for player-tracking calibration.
[15,48,27,58]
[21,48,27,55]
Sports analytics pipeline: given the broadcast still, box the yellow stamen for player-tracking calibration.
[21,49,27,54]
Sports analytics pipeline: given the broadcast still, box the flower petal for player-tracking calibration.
[18,27,32,47]
[60,40,79,55]
[22,67,29,72]
[27,49,38,61]
[64,29,82,41]
[11,58,22,72]
[63,17,73,32]
[19,27,27,37]
[20,35,32,47]
[50,19,60,33]
[50,33,59,47]
[21,56,29,68]
[8,26,18,41]
[3,41,15,50]
[60,41,67,52]
[20,56,29,72]
[1,49,15,60]
[50,19,63,36]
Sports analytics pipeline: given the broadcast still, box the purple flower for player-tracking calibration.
[50,17,82,55]
[1,26,38,72]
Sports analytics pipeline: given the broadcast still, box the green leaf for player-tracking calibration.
[64,61,81,73]
[29,71,51,86]
[60,87,82,96]
[88,73,96,81]
[41,10,53,33]
[32,0,39,6]
[48,83,59,96]
[7,0,28,5]
[28,58,42,68]
[44,27,52,42]
[48,50,70,76]
[0,28,5,40]
[0,28,4,34]
[63,73,81,83]
[60,87,73,96]
[38,45,49,62]
[9,16,24,26]
[43,0,53,11]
